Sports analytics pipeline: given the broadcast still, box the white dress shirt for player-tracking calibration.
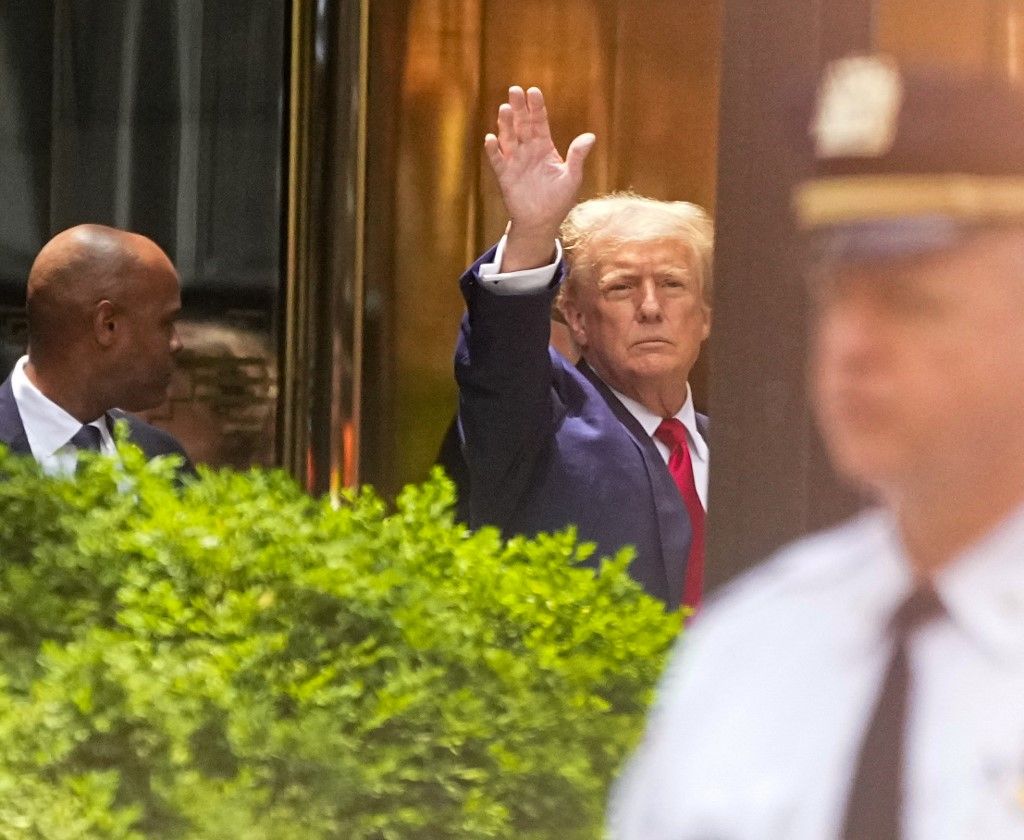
[477,235,709,506]
[11,355,115,475]
[477,234,563,294]
[610,505,1024,840]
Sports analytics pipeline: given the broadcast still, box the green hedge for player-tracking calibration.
[0,439,680,839]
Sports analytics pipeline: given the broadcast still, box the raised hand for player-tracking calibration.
[484,86,595,271]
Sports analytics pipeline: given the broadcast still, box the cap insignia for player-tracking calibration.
[812,55,904,159]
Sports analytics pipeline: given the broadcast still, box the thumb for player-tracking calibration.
[565,132,596,179]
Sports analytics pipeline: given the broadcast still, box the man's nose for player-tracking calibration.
[637,279,663,321]
[170,328,183,355]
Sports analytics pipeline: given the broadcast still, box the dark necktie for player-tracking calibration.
[654,418,706,609]
[841,585,945,840]
[69,424,103,453]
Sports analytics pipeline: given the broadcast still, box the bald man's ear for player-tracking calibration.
[94,300,118,347]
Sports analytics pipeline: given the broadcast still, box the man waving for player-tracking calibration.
[453,86,713,608]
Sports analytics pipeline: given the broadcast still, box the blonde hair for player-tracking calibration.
[558,192,714,308]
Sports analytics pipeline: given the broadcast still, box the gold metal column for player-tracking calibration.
[280,0,314,482]
[281,0,368,496]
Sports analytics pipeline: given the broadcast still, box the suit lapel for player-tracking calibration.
[0,375,31,456]
[107,410,147,454]
[576,361,691,604]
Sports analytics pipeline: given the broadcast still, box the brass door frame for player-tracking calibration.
[280,0,369,497]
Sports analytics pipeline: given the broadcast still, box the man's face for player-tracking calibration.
[111,253,183,412]
[563,237,710,399]
[811,229,1024,499]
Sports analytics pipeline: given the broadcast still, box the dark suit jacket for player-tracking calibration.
[0,374,196,478]
[452,246,707,606]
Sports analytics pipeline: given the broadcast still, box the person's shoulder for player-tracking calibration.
[0,373,18,421]
[109,410,192,462]
[694,509,888,637]
[0,373,25,448]
[0,370,19,411]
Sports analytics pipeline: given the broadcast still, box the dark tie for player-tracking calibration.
[654,418,706,609]
[69,424,103,453]
[841,585,945,840]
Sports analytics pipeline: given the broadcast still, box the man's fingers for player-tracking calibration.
[496,103,516,153]
[565,132,597,178]
[483,134,503,171]
[526,87,552,141]
[508,85,531,143]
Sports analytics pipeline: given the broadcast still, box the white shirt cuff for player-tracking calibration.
[476,235,562,295]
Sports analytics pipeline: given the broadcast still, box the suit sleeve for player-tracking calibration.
[454,245,564,529]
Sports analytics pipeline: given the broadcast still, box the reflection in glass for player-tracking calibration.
[0,1,285,469]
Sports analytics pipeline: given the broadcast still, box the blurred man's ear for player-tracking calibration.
[94,300,118,347]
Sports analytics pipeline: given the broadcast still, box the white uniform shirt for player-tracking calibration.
[10,355,115,475]
[611,505,1024,840]
[476,236,709,505]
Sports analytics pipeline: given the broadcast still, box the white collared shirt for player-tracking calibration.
[477,236,709,508]
[610,505,1024,840]
[477,234,562,294]
[11,355,115,475]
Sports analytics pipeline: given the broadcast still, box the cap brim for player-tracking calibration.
[794,174,1024,229]
[807,215,978,264]
[796,173,1024,264]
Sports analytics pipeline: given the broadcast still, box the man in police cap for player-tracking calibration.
[611,56,1024,839]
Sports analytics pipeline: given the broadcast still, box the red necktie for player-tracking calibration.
[654,418,705,610]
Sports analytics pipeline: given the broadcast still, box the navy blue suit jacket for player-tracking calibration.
[0,374,196,477]
[453,246,706,605]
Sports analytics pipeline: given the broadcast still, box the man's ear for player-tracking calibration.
[558,294,588,348]
[700,305,712,342]
[94,300,118,347]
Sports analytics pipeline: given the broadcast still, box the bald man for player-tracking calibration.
[0,224,194,476]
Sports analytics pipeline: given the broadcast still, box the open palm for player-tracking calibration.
[485,86,595,236]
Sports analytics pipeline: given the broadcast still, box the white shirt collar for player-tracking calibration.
[607,382,708,463]
[931,501,1024,663]
[842,503,1024,664]
[10,356,113,460]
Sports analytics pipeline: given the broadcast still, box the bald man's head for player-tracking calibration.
[25,224,182,416]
